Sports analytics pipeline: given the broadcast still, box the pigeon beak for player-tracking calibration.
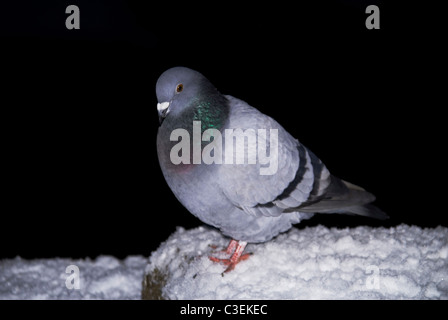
[157,101,170,124]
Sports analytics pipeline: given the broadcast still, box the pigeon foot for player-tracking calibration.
[209,240,251,272]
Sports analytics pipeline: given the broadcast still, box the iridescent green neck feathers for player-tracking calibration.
[193,95,229,132]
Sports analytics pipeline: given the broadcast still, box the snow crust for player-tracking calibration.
[1,225,447,300]
[145,225,448,299]
[0,256,146,300]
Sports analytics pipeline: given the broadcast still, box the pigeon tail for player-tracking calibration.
[298,176,389,220]
[339,203,389,220]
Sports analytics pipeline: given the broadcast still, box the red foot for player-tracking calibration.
[209,240,251,273]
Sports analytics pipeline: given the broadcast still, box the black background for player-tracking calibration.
[1,1,445,260]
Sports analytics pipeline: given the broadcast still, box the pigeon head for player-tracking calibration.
[156,67,229,130]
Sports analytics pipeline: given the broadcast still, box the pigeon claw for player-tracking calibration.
[209,253,252,273]
[208,239,250,272]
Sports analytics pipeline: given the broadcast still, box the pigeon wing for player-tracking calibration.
[218,96,316,217]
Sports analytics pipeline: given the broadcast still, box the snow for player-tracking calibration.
[0,255,146,300]
[1,224,447,300]
[143,225,448,300]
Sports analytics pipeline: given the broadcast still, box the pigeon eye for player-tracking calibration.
[176,83,183,93]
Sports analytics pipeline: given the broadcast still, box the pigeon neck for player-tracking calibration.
[192,93,229,132]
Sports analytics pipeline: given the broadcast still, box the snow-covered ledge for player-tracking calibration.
[142,225,448,299]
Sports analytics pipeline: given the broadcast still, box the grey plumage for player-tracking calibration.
[156,67,387,243]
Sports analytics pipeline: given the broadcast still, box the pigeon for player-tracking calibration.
[156,67,387,272]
